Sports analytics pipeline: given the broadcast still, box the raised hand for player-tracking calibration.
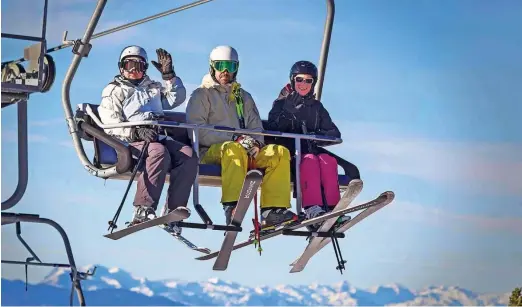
[151,48,175,80]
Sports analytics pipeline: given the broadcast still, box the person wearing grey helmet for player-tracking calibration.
[98,45,197,235]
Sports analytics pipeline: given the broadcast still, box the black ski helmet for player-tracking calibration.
[289,60,318,97]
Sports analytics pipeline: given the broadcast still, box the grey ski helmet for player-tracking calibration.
[118,45,149,72]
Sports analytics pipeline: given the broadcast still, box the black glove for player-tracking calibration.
[283,94,305,114]
[151,48,175,80]
[134,127,157,142]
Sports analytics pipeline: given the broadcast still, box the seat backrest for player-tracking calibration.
[75,103,121,167]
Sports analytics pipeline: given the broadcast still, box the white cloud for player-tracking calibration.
[2,129,72,149]
[330,120,522,196]
[388,200,522,234]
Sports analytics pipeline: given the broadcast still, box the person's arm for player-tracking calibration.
[267,98,298,132]
[186,88,234,147]
[160,76,187,110]
[316,103,341,138]
[242,91,265,146]
[98,83,136,142]
[150,48,187,110]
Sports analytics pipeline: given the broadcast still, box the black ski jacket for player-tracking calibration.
[266,91,341,155]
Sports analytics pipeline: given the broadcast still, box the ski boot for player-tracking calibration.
[260,207,299,232]
[127,205,157,227]
[304,205,351,233]
[303,205,328,232]
[161,206,191,236]
[223,201,238,226]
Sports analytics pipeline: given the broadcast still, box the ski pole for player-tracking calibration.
[108,141,150,232]
[249,157,262,255]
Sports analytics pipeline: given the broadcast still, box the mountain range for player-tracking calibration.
[1,264,511,306]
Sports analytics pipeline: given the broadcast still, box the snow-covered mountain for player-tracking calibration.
[2,264,511,306]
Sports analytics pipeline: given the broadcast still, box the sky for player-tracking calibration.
[2,0,522,296]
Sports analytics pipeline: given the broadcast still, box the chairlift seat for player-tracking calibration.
[75,103,352,190]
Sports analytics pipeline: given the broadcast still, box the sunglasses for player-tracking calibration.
[211,60,239,73]
[295,76,314,84]
[122,59,148,73]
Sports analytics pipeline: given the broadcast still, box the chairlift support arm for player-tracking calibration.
[1,212,90,306]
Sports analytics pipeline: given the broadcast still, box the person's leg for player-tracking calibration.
[128,141,170,224]
[255,144,297,229]
[318,153,341,209]
[300,154,328,220]
[201,141,248,224]
[162,139,198,212]
[300,154,323,207]
[160,138,198,234]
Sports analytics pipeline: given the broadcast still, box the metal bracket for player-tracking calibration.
[72,39,92,58]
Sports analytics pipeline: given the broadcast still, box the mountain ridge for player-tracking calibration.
[2,264,511,306]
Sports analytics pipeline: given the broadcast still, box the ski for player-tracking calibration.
[289,191,395,273]
[159,225,211,254]
[282,179,362,267]
[212,169,263,271]
[104,208,190,240]
[195,191,383,262]
[249,178,361,238]
[309,179,362,232]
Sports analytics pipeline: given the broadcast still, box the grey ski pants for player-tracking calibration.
[129,138,198,212]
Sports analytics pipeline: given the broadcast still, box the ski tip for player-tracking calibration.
[197,248,212,254]
[380,191,395,201]
[247,169,263,177]
[289,265,304,273]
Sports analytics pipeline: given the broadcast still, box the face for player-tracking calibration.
[211,60,239,85]
[215,69,232,85]
[121,56,145,80]
[294,73,314,96]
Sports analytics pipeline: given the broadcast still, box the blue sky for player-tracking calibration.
[2,0,522,295]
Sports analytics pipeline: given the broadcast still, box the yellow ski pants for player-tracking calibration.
[201,141,291,209]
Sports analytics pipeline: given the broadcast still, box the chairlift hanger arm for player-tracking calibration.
[2,0,215,66]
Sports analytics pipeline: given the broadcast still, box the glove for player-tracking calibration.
[134,127,157,142]
[233,134,261,158]
[151,48,175,80]
[283,92,305,114]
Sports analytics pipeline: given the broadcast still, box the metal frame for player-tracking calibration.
[1,213,93,306]
[0,82,88,307]
[62,0,336,215]
[1,0,49,94]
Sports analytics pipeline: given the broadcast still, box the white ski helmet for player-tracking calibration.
[209,45,239,82]
[119,45,148,70]
[209,45,239,63]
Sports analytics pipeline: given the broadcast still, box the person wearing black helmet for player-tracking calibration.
[267,60,346,226]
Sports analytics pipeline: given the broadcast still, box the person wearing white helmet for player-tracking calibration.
[98,45,197,234]
[186,45,298,229]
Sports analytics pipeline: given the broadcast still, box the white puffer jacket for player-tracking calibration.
[98,74,186,142]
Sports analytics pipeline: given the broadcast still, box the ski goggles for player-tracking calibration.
[211,60,239,73]
[294,76,314,84]
[122,58,148,73]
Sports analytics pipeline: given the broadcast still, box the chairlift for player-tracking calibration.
[1,0,395,291]
[61,0,394,274]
